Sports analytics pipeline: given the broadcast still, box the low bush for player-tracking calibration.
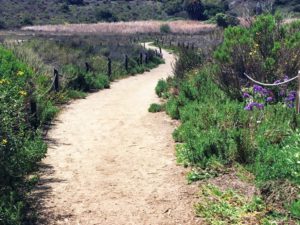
[160,16,300,218]
[155,79,168,97]
[215,13,239,28]
[148,103,164,113]
[214,13,300,98]
[195,184,266,224]
[173,47,202,80]
[160,24,171,34]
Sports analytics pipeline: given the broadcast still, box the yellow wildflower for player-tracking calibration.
[17,71,25,76]
[1,139,8,145]
[0,79,6,85]
[19,90,27,96]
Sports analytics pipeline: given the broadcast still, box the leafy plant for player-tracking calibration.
[215,13,239,28]
[214,13,300,98]
[173,47,202,80]
[184,0,206,20]
[195,184,267,224]
[160,24,171,34]
[155,79,169,97]
[148,103,164,113]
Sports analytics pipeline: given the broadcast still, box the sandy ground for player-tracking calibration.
[32,44,200,225]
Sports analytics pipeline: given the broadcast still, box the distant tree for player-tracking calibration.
[215,13,239,28]
[0,20,6,29]
[95,10,118,22]
[61,3,70,13]
[163,0,183,16]
[160,24,171,33]
[67,0,84,5]
[183,0,206,20]
[21,17,33,26]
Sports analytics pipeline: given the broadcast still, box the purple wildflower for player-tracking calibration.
[284,75,289,81]
[253,85,263,93]
[244,105,252,111]
[289,90,297,96]
[266,97,273,102]
[261,88,268,96]
[244,102,264,111]
[257,103,264,110]
[279,89,286,97]
[243,92,250,98]
[274,80,281,84]
[286,96,296,102]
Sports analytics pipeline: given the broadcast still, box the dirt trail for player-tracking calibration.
[33,44,199,225]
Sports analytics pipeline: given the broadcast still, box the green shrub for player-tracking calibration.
[203,1,228,19]
[0,46,47,224]
[173,48,202,80]
[184,0,206,20]
[214,13,300,98]
[215,13,239,28]
[0,19,6,29]
[155,79,168,97]
[165,64,300,183]
[195,184,266,224]
[66,90,87,99]
[95,9,118,22]
[166,96,180,119]
[163,0,183,16]
[38,100,59,124]
[160,24,171,34]
[148,103,164,113]
[290,200,300,218]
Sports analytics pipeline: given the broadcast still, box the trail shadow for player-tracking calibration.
[26,163,73,225]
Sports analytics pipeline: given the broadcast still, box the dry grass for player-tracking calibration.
[21,20,216,35]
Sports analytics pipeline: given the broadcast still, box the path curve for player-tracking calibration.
[33,44,199,225]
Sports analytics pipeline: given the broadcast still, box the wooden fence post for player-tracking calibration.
[125,54,129,71]
[30,97,38,128]
[139,52,143,65]
[296,71,300,113]
[85,62,91,73]
[145,52,149,64]
[107,57,112,79]
[54,68,59,92]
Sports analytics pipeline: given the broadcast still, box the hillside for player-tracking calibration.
[0,0,299,29]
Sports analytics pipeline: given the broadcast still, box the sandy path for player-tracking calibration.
[33,44,199,225]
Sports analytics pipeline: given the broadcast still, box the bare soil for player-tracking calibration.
[31,45,200,225]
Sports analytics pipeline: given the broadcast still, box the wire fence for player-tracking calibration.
[244,71,300,113]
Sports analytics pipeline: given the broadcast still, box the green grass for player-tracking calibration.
[148,103,164,113]
[195,184,267,225]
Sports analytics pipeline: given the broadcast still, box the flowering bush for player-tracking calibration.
[0,47,47,224]
[214,13,300,98]
[161,64,300,221]
[242,79,297,111]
